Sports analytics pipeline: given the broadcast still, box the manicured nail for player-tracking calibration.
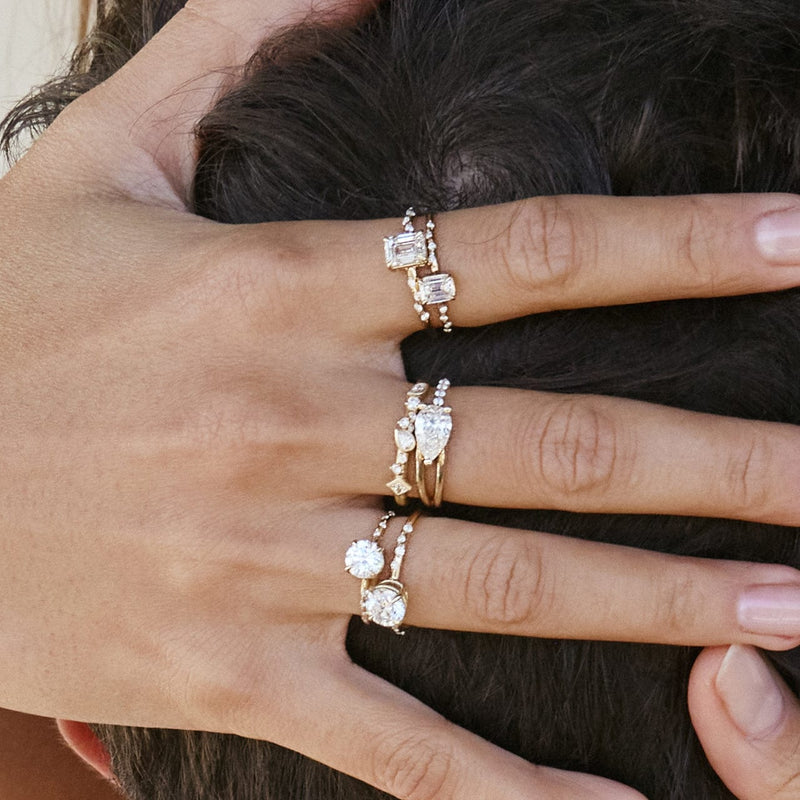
[737,584,800,637]
[755,207,800,262]
[715,645,786,740]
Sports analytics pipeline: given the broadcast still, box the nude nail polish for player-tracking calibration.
[715,645,786,740]
[755,208,800,262]
[737,584,800,637]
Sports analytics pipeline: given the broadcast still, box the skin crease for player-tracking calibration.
[1,0,800,797]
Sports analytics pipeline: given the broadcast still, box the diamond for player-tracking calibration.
[362,581,407,628]
[386,476,412,496]
[414,406,452,463]
[416,273,456,305]
[384,231,428,269]
[345,540,385,579]
[394,428,416,452]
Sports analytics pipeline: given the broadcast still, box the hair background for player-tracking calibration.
[4,1,800,799]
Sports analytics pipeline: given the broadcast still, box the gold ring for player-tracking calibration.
[386,382,429,503]
[414,378,452,507]
[384,207,456,332]
[360,510,422,635]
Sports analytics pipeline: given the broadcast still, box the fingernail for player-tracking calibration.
[737,584,800,637]
[715,645,786,740]
[755,207,800,262]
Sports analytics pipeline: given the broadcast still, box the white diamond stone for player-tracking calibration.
[363,582,407,628]
[345,540,385,579]
[384,231,428,269]
[386,476,412,496]
[417,273,456,305]
[414,406,452,463]
[394,428,416,452]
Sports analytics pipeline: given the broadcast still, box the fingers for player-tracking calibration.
[689,646,800,799]
[333,512,800,649]
[347,382,800,525]
[335,194,800,336]
[441,387,800,524]
[71,0,374,199]
[268,653,647,800]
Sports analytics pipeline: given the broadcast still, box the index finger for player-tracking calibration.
[339,193,800,335]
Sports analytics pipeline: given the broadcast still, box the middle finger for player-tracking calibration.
[345,383,800,526]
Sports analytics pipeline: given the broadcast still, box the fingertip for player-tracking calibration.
[689,645,800,799]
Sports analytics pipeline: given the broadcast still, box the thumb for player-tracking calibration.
[689,645,800,799]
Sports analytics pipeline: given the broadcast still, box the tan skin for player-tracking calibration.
[0,1,799,797]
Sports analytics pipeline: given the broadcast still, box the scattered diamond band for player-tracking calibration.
[384,207,456,332]
[386,382,429,503]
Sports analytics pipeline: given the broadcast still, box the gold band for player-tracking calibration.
[384,207,456,331]
[360,510,422,635]
[415,446,446,507]
[386,382,429,503]
[413,378,452,507]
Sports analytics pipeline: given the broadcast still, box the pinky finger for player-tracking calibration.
[689,645,800,799]
[274,652,647,800]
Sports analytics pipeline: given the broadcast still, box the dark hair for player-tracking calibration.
[5,1,800,798]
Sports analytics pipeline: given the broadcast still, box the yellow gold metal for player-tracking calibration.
[360,510,422,635]
[415,448,446,507]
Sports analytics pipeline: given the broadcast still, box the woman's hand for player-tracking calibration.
[1,1,799,797]
[690,646,800,799]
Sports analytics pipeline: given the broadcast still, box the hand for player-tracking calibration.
[1,2,800,798]
[690,646,800,799]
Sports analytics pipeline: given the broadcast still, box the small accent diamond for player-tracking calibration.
[394,428,416,452]
[386,476,412,496]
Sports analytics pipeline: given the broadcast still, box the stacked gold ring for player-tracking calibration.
[344,510,422,635]
[386,379,452,508]
[384,207,456,332]
[413,378,451,507]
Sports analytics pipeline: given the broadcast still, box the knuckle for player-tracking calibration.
[194,232,312,332]
[527,398,622,498]
[653,575,699,638]
[721,433,772,517]
[676,197,724,292]
[371,730,456,800]
[499,196,584,294]
[463,536,552,627]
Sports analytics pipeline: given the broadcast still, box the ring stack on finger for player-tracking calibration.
[386,382,429,504]
[386,380,453,507]
[345,510,422,635]
[384,207,456,331]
